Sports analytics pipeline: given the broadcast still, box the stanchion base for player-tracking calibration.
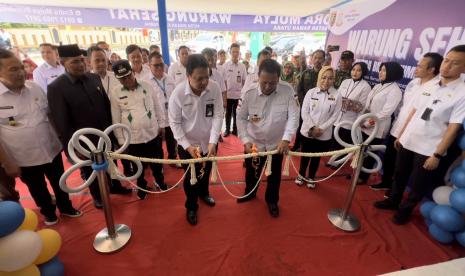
[93,224,131,253]
[328,208,360,232]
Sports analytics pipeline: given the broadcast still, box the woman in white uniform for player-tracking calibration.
[332,62,372,149]
[296,66,342,188]
[358,62,404,183]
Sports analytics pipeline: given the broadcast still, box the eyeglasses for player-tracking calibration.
[150,63,164,68]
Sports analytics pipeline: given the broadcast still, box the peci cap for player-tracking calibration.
[112,60,132,79]
[57,44,83,58]
[340,50,354,60]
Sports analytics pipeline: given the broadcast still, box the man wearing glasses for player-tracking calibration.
[147,52,181,168]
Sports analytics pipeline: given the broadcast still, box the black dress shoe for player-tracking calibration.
[200,196,215,207]
[110,185,133,195]
[373,198,399,210]
[232,129,238,136]
[157,182,168,191]
[267,203,279,218]
[186,210,197,225]
[236,194,256,203]
[137,190,147,200]
[223,131,230,137]
[392,210,412,225]
[370,182,391,191]
[93,199,103,209]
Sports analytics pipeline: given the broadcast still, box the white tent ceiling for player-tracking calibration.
[0,0,359,16]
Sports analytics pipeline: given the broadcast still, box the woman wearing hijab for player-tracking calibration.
[296,66,342,188]
[22,59,37,80]
[358,61,404,183]
[331,62,372,150]
[281,61,298,89]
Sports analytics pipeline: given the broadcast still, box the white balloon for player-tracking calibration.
[0,230,42,272]
[432,186,455,206]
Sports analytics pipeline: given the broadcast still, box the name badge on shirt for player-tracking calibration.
[421,107,433,121]
[119,96,128,99]
[328,96,336,101]
[0,106,14,110]
[205,104,214,117]
[251,114,261,123]
[236,75,242,83]
[176,72,182,75]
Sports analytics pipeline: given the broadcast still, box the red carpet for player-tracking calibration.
[16,136,465,275]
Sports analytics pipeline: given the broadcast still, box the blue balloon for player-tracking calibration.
[420,201,437,218]
[430,205,465,232]
[429,223,455,244]
[459,135,465,151]
[450,188,465,214]
[451,167,465,188]
[456,230,465,247]
[0,201,25,237]
[39,256,64,276]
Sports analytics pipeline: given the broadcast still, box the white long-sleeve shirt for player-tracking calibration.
[147,73,176,124]
[301,87,342,141]
[168,80,224,154]
[32,62,65,94]
[390,77,439,138]
[237,82,299,151]
[362,82,402,139]
[167,61,187,85]
[110,80,166,145]
[0,81,62,167]
[241,71,259,99]
[223,60,247,100]
[335,78,371,130]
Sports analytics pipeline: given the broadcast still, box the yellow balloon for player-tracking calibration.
[33,229,62,265]
[17,209,38,231]
[0,264,40,276]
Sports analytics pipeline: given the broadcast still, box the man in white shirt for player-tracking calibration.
[168,45,189,85]
[147,52,180,167]
[236,59,299,217]
[126,44,152,81]
[110,60,167,200]
[88,45,134,176]
[0,49,81,225]
[33,43,65,93]
[223,43,247,137]
[241,49,272,98]
[244,50,256,75]
[201,48,227,109]
[374,45,465,225]
[88,46,120,96]
[168,54,224,225]
[370,53,443,192]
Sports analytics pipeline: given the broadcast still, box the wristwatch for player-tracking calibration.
[433,153,442,159]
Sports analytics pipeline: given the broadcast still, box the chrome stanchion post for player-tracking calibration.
[328,144,367,232]
[91,150,131,253]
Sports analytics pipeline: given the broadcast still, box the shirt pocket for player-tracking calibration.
[272,104,288,122]
[0,108,17,126]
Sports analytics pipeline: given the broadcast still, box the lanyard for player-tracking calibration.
[367,83,394,110]
[344,79,361,99]
[154,78,167,99]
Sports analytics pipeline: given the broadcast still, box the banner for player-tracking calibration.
[326,0,465,88]
[0,3,329,32]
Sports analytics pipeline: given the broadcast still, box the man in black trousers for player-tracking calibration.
[47,44,131,209]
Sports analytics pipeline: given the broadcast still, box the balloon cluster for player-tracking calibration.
[420,129,465,246]
[0,201,64,275]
